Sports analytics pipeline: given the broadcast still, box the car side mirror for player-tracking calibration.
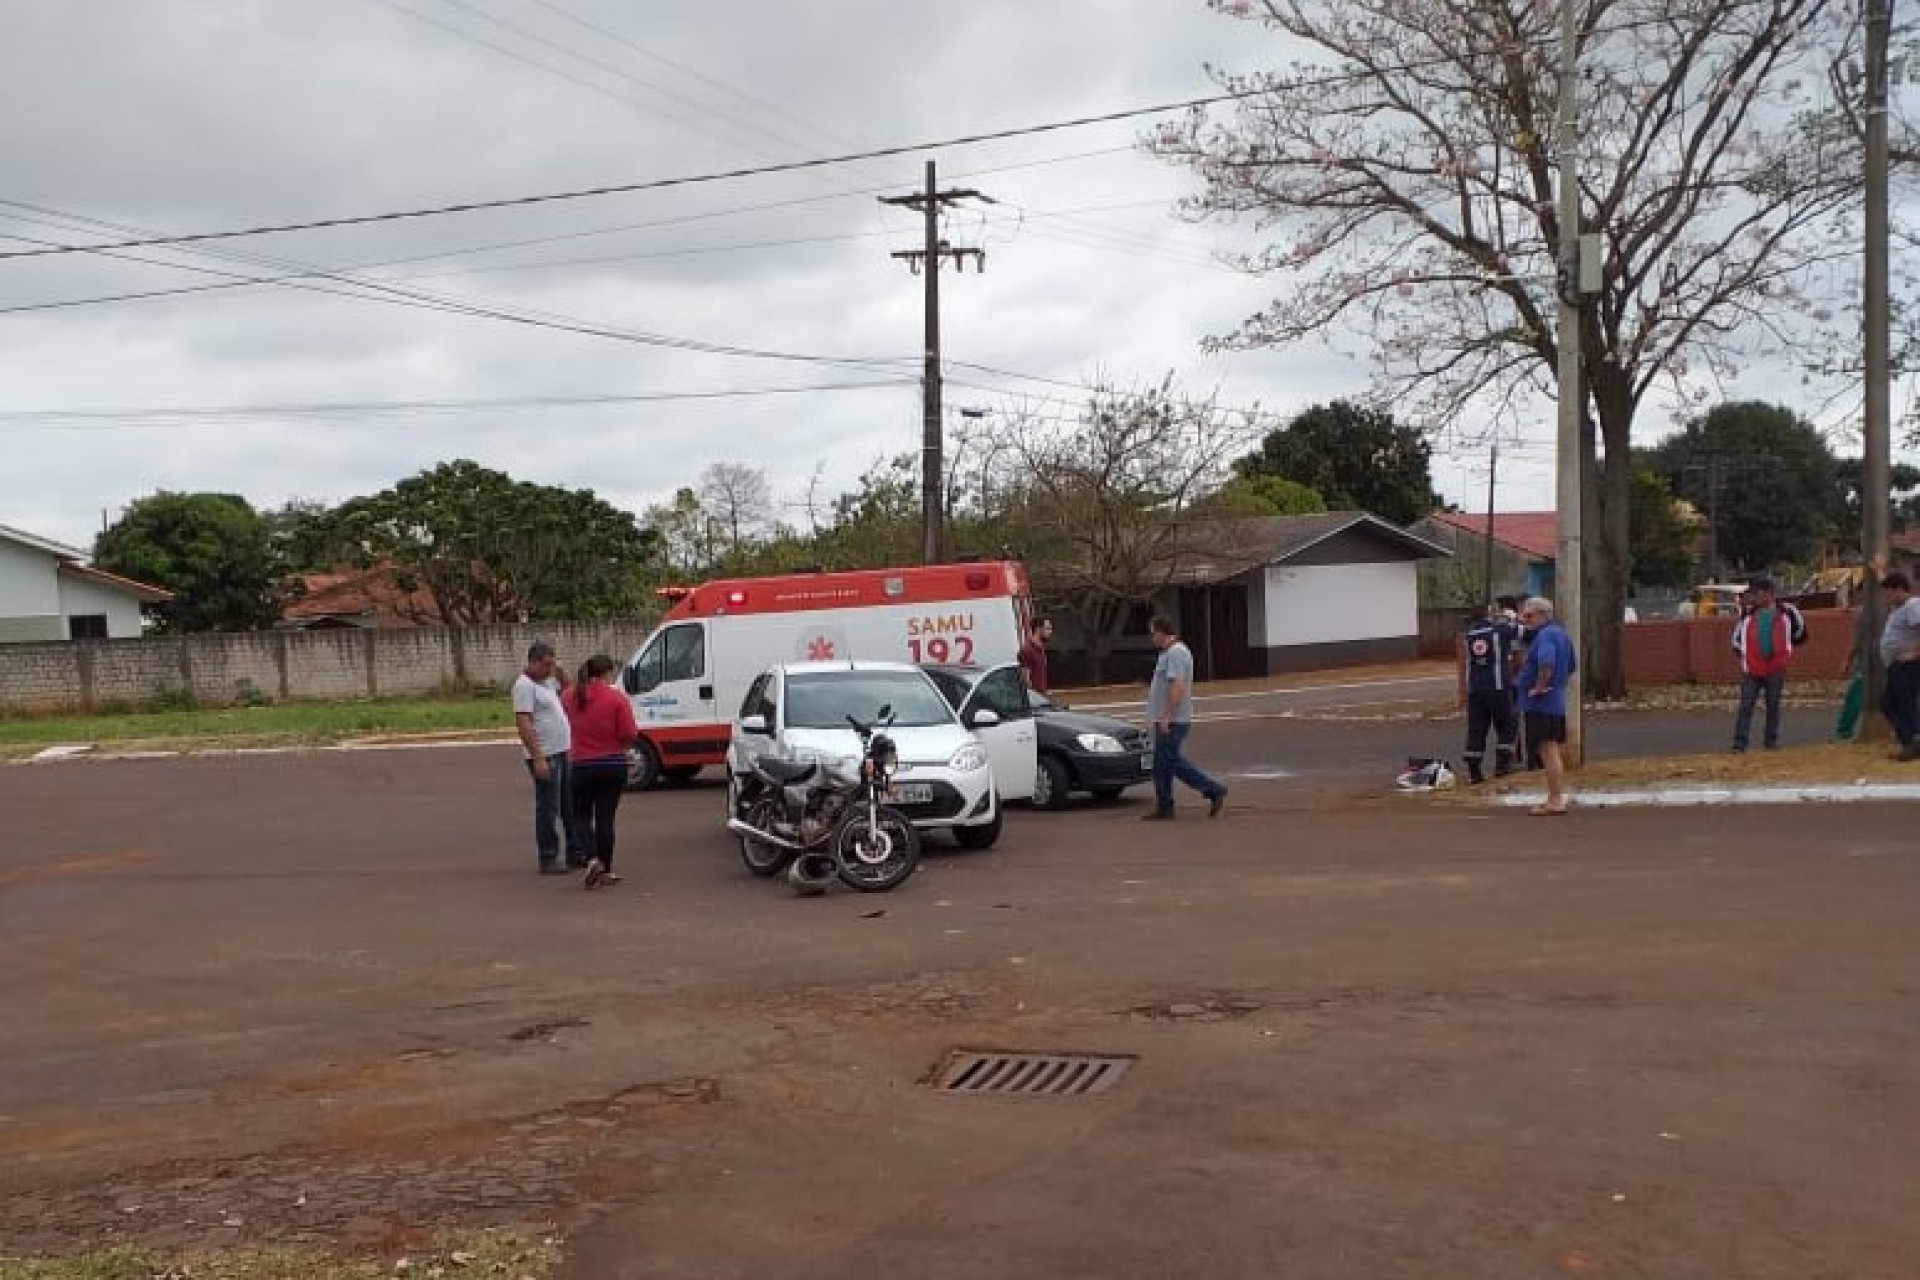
[739,714,770,735]
[969,708,1002,728]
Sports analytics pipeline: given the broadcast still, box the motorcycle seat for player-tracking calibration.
[753,756,820,785]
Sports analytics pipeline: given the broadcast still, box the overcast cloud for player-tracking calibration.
[1,0,1821,552]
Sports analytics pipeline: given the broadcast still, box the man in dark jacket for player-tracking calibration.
[1460,605,1520,783]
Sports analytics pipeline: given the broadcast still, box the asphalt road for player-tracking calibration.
[2,709,1913,1278]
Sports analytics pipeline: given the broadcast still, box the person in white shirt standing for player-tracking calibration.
[513,641,582,874]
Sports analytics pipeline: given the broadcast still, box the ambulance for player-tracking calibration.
[619,561,1035,789]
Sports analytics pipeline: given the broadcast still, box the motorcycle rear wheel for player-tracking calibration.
[833,806,921,892]
[737,796,792,878]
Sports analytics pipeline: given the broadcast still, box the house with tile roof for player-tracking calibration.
[1058,511,1452,682]
[1412,510,1559,604]
[0,523,172,642]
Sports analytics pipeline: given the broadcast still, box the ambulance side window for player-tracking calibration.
[662,624,705,683]
[628,634,665,694]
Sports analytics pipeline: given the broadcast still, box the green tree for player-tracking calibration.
[1196,473,1328,518]
[1151,0,1855,698]
[1832,458,1920,548]
[1626,463,1698,590]
[93,492,284,633]
[1233,401,1438,526]
[1644,403,1839,575]
[314,460,656,623]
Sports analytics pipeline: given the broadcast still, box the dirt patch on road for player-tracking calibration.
[0,1079,719,1259]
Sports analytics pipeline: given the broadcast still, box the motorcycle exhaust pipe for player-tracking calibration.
[727,817,807,851]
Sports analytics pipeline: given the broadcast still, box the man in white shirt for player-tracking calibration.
[513,641,581,873]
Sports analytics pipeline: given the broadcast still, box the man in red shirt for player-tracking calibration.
[1730,577,1803,752]
[1018,617,1052,692]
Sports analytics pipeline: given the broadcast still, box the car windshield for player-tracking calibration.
[785,671,957,730]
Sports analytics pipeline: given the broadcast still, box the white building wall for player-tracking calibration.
[1263,562,1419,646]
[0,538,60,616]
[57,575,147,638]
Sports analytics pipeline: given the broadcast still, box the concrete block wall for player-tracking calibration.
[0,619,656,713]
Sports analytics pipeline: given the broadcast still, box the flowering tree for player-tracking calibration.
[1152,0,1856,696]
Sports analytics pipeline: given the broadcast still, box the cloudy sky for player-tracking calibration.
[0,0,1850,553]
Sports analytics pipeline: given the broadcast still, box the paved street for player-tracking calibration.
[2,704,1914,1278]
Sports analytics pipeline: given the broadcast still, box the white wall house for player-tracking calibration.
[1159,512,1452,678]
[0,524,171,643]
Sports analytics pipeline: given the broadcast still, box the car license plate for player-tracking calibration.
[890,782,933,804]
[1139,752,1153,771]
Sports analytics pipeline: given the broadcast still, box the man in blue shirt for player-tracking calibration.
[1516,596,1576,815]
[1460,606,1520,783]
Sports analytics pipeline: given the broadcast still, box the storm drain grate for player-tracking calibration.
[930,1050,1135,1096]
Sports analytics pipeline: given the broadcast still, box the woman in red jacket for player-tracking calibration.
[564,654,641,889]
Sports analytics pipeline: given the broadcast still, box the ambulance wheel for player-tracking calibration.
[626,739,662,791]
[952,805,1002,850]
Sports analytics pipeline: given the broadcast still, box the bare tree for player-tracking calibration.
[1152,0,1856,696]
[986,378,1257,681]
[698,462,774,556]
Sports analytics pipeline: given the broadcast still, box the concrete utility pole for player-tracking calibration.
[881,161,989,566]
[1482,441,1500,609]
[1553,0,1586,765]
[1863,0,1894,726]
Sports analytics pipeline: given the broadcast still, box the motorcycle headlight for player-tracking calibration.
[948,743,989,772]
[1074,732,1125,754]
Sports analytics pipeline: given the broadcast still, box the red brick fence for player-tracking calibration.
[1623,611,1851,687]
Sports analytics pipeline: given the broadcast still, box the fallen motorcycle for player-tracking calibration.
[725,708,922,894]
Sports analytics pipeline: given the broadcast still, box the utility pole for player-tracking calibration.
[1863,0,1894,729]
[881,161,989,565]
[1553,0,1586,765]
[1482,441,1500,609]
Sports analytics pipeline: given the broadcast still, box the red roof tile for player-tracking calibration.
[284,566,444,627]
[1427,510,1559,561]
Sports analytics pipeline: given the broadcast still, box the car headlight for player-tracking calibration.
[948,743,989,772]
[1074,732,1125,754]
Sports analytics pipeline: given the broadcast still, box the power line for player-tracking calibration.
[0,87,1280,263]
[0,379,913,430]
[0,201,919,376]
[0,3,1701,270]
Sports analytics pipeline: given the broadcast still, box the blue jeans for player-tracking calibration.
[526,752,581,867]
[1151,721,1223,812]
[1733,672,1785,751]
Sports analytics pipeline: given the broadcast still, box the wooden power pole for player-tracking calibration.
[881,161,988,565]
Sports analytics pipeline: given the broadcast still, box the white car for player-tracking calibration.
[727,661,1031,849]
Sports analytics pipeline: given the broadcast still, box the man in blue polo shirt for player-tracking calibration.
[1516,596,1576,815]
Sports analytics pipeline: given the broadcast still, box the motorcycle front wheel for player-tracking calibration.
[832,806,921,892]
[737,796,792,878]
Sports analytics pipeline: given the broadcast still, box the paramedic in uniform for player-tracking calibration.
[1460,605,1519,783]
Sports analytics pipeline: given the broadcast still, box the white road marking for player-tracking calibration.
[1073,673,1453,713]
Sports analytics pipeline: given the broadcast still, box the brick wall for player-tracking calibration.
[1622,609,1851,687]
[0,620,654,714]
